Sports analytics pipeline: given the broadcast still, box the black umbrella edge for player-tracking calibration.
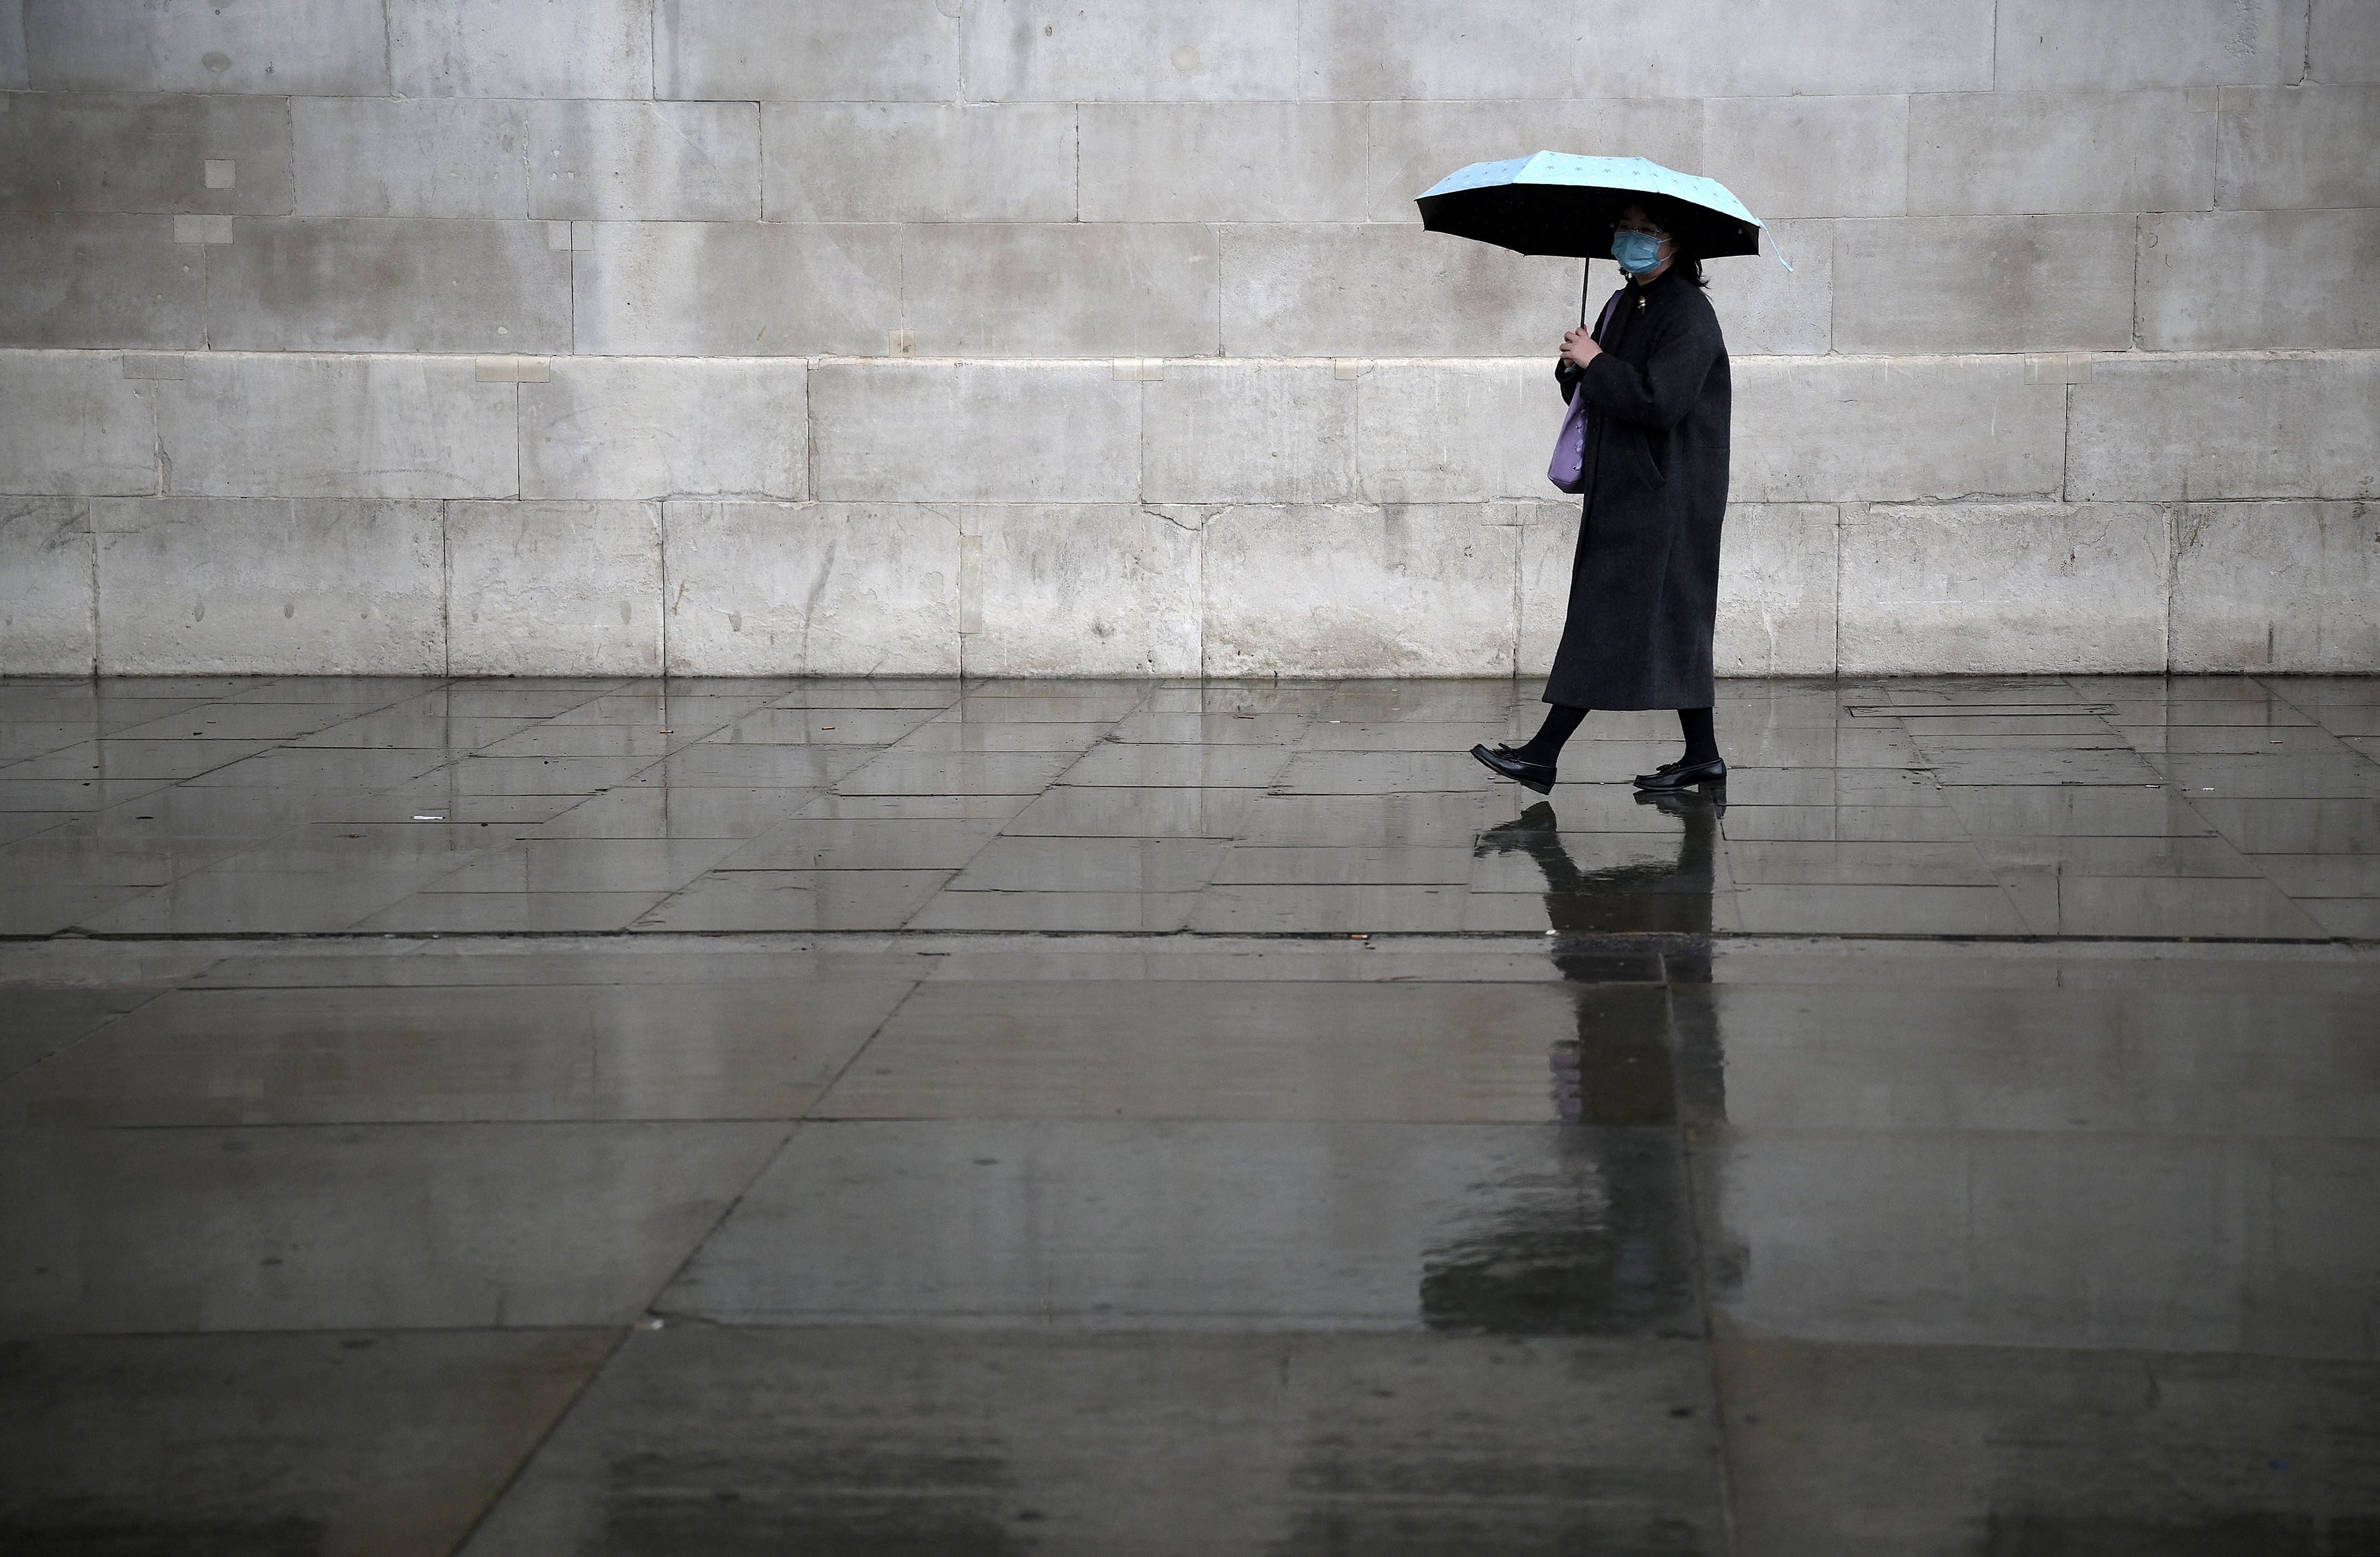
[1417,184,1762,261]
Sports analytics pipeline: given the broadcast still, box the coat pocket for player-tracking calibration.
[1627,428,1670,490]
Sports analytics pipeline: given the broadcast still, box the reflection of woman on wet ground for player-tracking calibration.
[1472,196,1732,797]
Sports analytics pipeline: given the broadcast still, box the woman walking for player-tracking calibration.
[1472,197,1731,796]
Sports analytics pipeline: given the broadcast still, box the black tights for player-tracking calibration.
[1678,707,1718,764]
[1516,704,1718,765]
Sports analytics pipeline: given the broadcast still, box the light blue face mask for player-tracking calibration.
[1611,229,1665,275]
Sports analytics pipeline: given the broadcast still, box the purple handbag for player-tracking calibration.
[1548,292,1621,494]
[1547,385,1592,494]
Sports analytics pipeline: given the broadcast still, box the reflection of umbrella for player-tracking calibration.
[1417,151,1783,270]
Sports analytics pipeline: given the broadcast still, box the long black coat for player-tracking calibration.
[1543,267,1730,710]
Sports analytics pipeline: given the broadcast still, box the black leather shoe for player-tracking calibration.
[1471,743,1556,795]
[1632,756,1726,791]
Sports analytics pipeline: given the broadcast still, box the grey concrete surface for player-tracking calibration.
[462,1328,1726,1556]
[656,0,959,102]
[1833,214,2138,353]
[6,671,2376,1552]
[1908,89,2217,215]
[1836,503,2172,675]
[2067,352,2380,502]
[21,0,392,95]
[526,99,760,223]
[446,500,663,676]
[762,101,1076,224]
[0,90,293,214]
[2313,0,2380,82]
[1993,0,2310,91]
[291,98,529,220]
[151,353,516,500]
[519,358,806,502]
[811,363,1142,504]
[0,214,202,348]
[1,1329,616,1557]
[91,497,446,675]
[1703,95,1909,221]
[0,497,90,676]
[2138,207,2380,350]
[389,0,654,100]
[571,220,900,357]
[2218,84,2380,208]
[660,500,963,676]
[206,218,572,353]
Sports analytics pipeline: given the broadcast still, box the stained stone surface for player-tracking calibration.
[2,673,2378,1552]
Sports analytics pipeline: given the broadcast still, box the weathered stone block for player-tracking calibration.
[1733,356,2068,503]
[290,99,527,218]
[1707,220,1831,356]
[475,356,548,384]
[962,506,1201,676]
[1717,504,1842,677]
[1141,362,1358,505]
[762,104,1073,223]
[1995,0,2305,89]
[23,0,391,94]
[0,350,156,494]
[1202,504,1518,676]
[1516,500,1579,676]
[1081,104,1367,222]
[2138,209,2380,349]
[1833,215,2135,353]
[207,218,569,353]
[1705,96,1907,219]
[155,354,515,500]
[0,214,201,347]
[1352,360,1550,504]
[528,101,758,222]
[1220,224,1574,358]
[1839,503,2171,674]
[662,500,961,675]
[1298,0,1576,98]
[0,92,293,214]
[900,223,1219,358]
[447,500,663,676]
[0,497,94,673]
[1361,99,1704,224]
[811,363,1140,504]
[2218,84,2380,207]
[1,3,24,90]
[658,0,956,101]
[572,221,898,356]
[2311,0,2380,82]
[90,497,444,673]
[1909,90,2215,215]
[962,0,1295,101]
[2171,501,2380,672]
[390,0,652,98]
[520,358,806,502]
[1575,0,1993,96]
[2069,353,2380,502]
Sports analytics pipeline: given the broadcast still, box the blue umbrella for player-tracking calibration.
[1417,152,1786,270]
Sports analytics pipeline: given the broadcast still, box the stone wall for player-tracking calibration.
[2,0,2375,677]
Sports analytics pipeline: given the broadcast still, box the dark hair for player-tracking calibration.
[1629,194,1709,289]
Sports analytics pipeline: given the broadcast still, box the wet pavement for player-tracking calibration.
[2,673,2377,1554]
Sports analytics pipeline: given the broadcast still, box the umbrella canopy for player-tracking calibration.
[1417,152,1774,264]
